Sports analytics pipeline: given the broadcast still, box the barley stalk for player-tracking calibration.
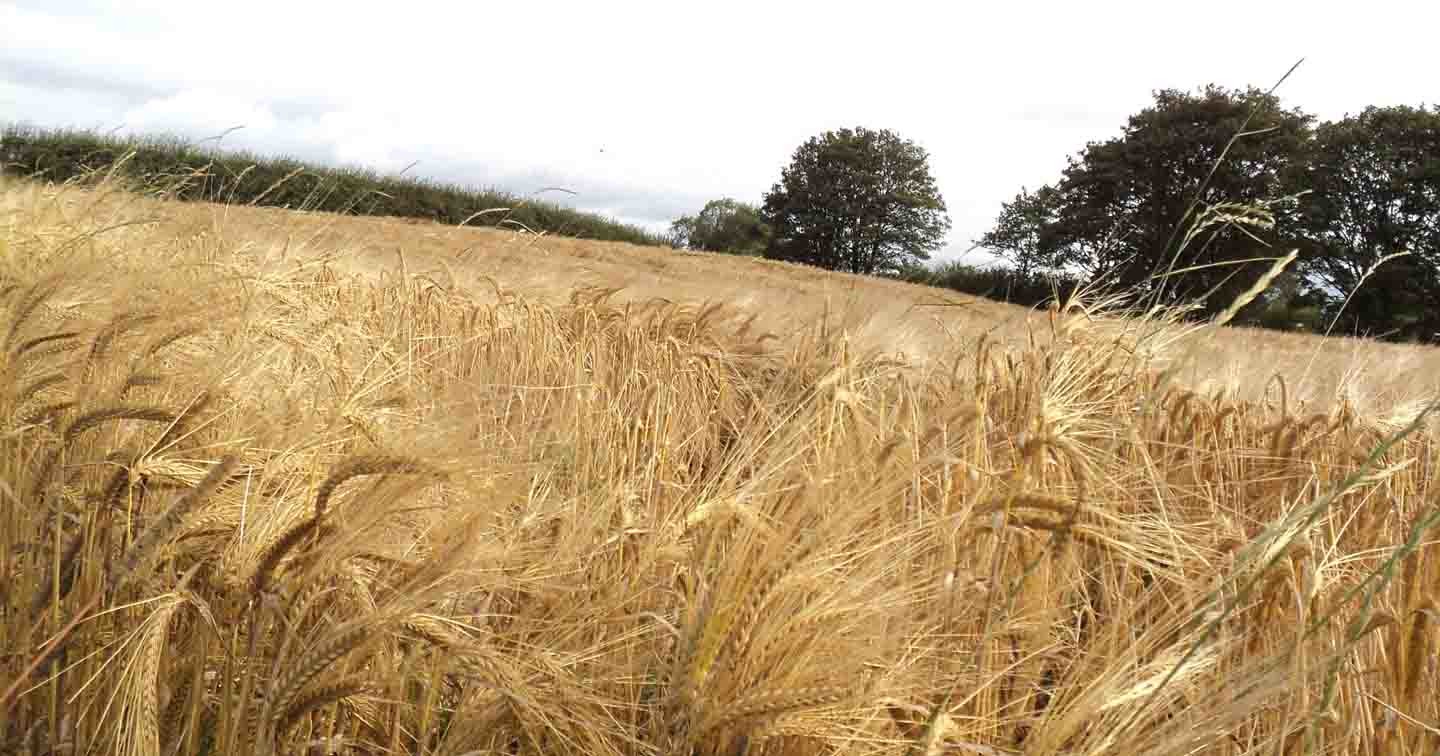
[273,676,372,741]
[113,455,237,591]
[313,454,435,520]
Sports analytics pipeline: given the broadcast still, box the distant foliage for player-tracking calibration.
[980,87,1440,342]
[669,198,771,255]
[761,127,950,275]
[977,186,1066,277]
[990,86,1313,319]
[1289,105,1440,340]
[894,261,1083,308]
[0,124,669,246]
[1251,270,1329,333]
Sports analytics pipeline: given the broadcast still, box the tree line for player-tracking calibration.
[673,87,1440,342]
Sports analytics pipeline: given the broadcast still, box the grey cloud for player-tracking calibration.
[1,52,340,126]
[0,48,743,235]
[0,53,163,107]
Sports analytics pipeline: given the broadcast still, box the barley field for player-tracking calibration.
[2,169,1438,756]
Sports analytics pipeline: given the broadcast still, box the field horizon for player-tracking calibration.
[11,167,1437,411]
[3,168,1439,756]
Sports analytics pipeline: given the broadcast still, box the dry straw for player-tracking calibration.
[4,151,1440,756]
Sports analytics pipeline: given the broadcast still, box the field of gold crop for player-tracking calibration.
[2,170,1438,756]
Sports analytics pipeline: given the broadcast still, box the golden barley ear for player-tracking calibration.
[248,514,321,601]
[312,454,436,520]
[13,371,69,407]
[81,310,162,385]
[2,276,65,355]
[141,322,205,359]
[119,372,164,396]
[63,405,176,446]
[18,400,75,430]
[127,594,187,756]
[698,685,854,736]
[14,331,80,360]
[263,614,395,744]
[272,676,372,742]
[113,455,238,592]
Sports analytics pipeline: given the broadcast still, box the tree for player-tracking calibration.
[987,85,1314,318]
[1289,105,1440,340]
[1254,269,1328,332]
[669,198,771,255]
[977,185,1067,277]
[761,127,950,275]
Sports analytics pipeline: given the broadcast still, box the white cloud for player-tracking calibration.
[4,0,1439,260]
[122,90,280,138]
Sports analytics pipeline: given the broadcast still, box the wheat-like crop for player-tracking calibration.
[3,167,1440,756]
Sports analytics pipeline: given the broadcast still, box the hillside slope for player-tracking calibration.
[19,176,1436,413]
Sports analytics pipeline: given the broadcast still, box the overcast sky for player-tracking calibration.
[3,0,1437,264]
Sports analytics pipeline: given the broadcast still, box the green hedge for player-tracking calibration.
[0,124,669,247]
[894,260,1084,308]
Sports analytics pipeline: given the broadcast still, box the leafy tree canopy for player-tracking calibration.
[983,85,1314,318]
[762,127,950,275]
[977,185,1065,277]
[669,198,771,255]
[1289,104,1440,339]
